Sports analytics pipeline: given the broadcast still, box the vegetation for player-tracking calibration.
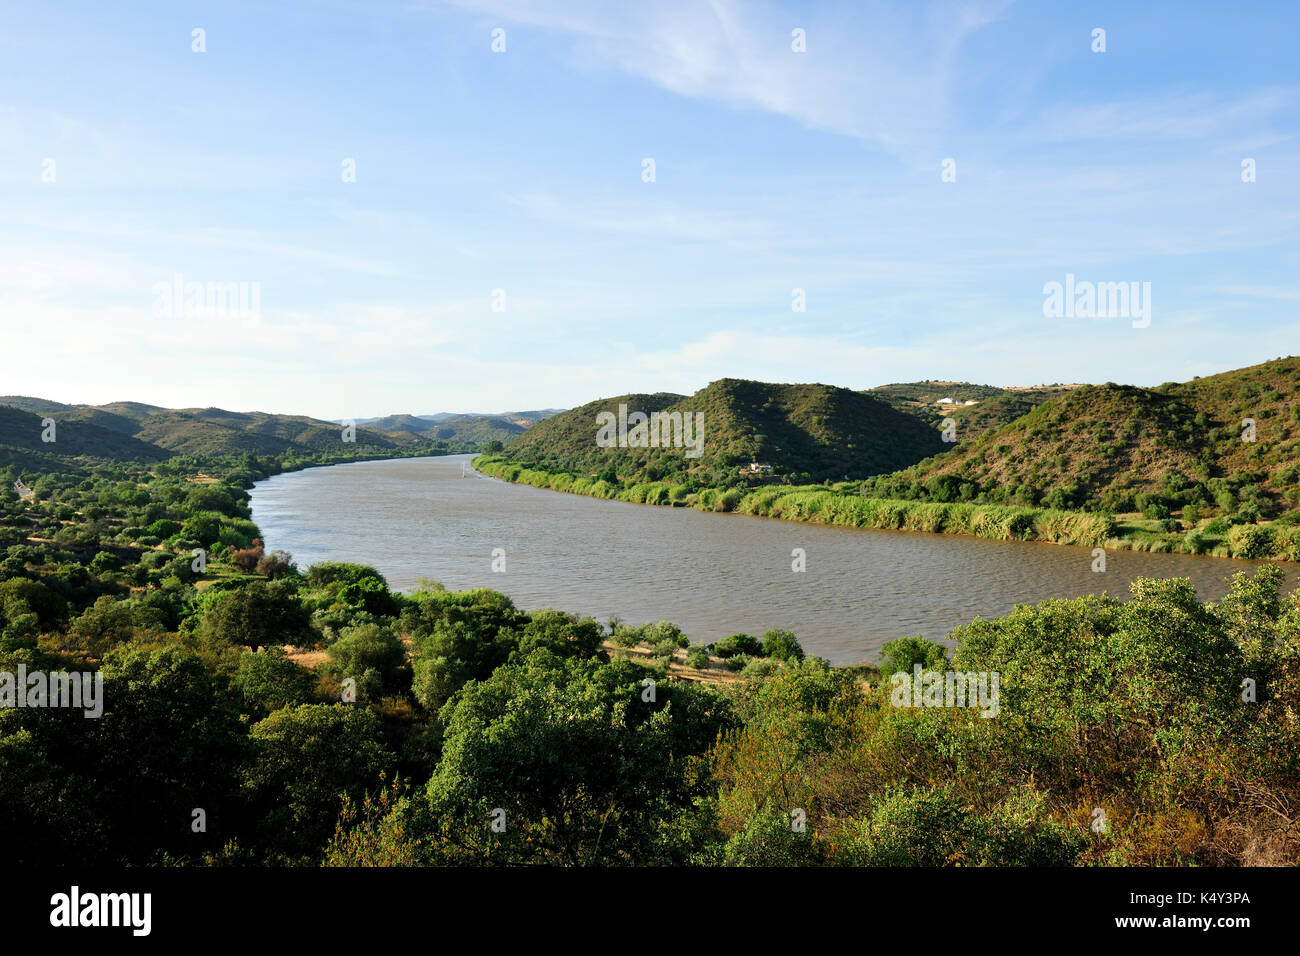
[480,358,1300,561]
[2,433,1297,867]
[3,361,1298,866]
[499,379,948,487]
[354,413,542,446]
[0,396,493,469]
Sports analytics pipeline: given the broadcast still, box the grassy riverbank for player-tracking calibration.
[473,456,1300,561]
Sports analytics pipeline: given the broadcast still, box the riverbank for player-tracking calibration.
[472,456,1300,562]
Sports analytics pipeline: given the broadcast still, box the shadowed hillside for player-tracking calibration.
[502,380,948,485]
[0,398,422,463]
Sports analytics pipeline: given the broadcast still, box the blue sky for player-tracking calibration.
[1,0,1297,418]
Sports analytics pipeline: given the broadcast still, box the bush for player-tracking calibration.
[641,621,688,649]
[325,623,411,700]
[256,550,296,579]
[1228,524,1275,559]
[834,787,1085,867]
[723,653,753,672]
[715,633,762,658]
[685,645,712,669]
[87,551,123,575]
[878,635,948,674]
[761,629,805,662]
[147,519,181,539]
[235,646,320,712]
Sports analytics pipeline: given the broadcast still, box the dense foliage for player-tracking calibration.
[500,379,948,486]
[483,358,1300,561]
[1,442,1297,867]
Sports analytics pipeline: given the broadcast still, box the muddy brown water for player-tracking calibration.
[249,455,1294,664]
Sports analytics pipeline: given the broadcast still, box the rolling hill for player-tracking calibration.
[500,379,949,484]
[0,397,426,465]
[0,405,171,471]
[866,381,1083,442]
[863,356,1299,518]
[357,413,530,446]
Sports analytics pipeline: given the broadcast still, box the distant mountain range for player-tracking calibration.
[344,409,564,446]
[0,398,564,473]
[0,398,429,472]
[351,410,564,427]
[7,357,1296,522]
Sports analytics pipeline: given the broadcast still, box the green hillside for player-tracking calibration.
[866,382,1082,441]
[501,380,948,485]
[864,356,1300,520]
[365,413,528,445]
[940,392,1071,444]
[868,380,1011,405]
[0,405,169,468]
[0,398,434,464]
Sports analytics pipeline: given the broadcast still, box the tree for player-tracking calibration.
[197,580,314,649]
[67,595,165,657]
[761,628,805,662]
[235,646,320,713]
[878,635,948,674]
[246,703,392,858]
[325,623,410,700]
[399,653,728,865]
[84,647,248,863]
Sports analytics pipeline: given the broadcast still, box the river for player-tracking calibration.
[248,454,1293,665]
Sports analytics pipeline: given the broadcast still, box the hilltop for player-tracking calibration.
[500,379,948,484]
[0,397,433,468]
[866,381,1083,442]
[864,356,1299,520]
[356,413,530,446]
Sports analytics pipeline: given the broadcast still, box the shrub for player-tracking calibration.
[685,645,712,669]
[834,787,1086,867]
[715,633,762,658]
[256,550,296,579]
[723,653,752,672]
[761,629,805,662]
[1228,524,1276,559]
[878,635,948,674]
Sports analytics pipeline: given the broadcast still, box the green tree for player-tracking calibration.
[197,580,314,649]
[245,703,391,858]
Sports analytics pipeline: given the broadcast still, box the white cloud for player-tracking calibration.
[433,0,1013,151]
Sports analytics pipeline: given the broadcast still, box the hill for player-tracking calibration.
[359,413,529,445]
[864,356,1299,519]
[0,405,170,471]
[500,380,948,484]
[865,382,1082,441]
[0,398,432,465]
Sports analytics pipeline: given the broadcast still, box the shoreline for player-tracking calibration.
[472,455,1300,564]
